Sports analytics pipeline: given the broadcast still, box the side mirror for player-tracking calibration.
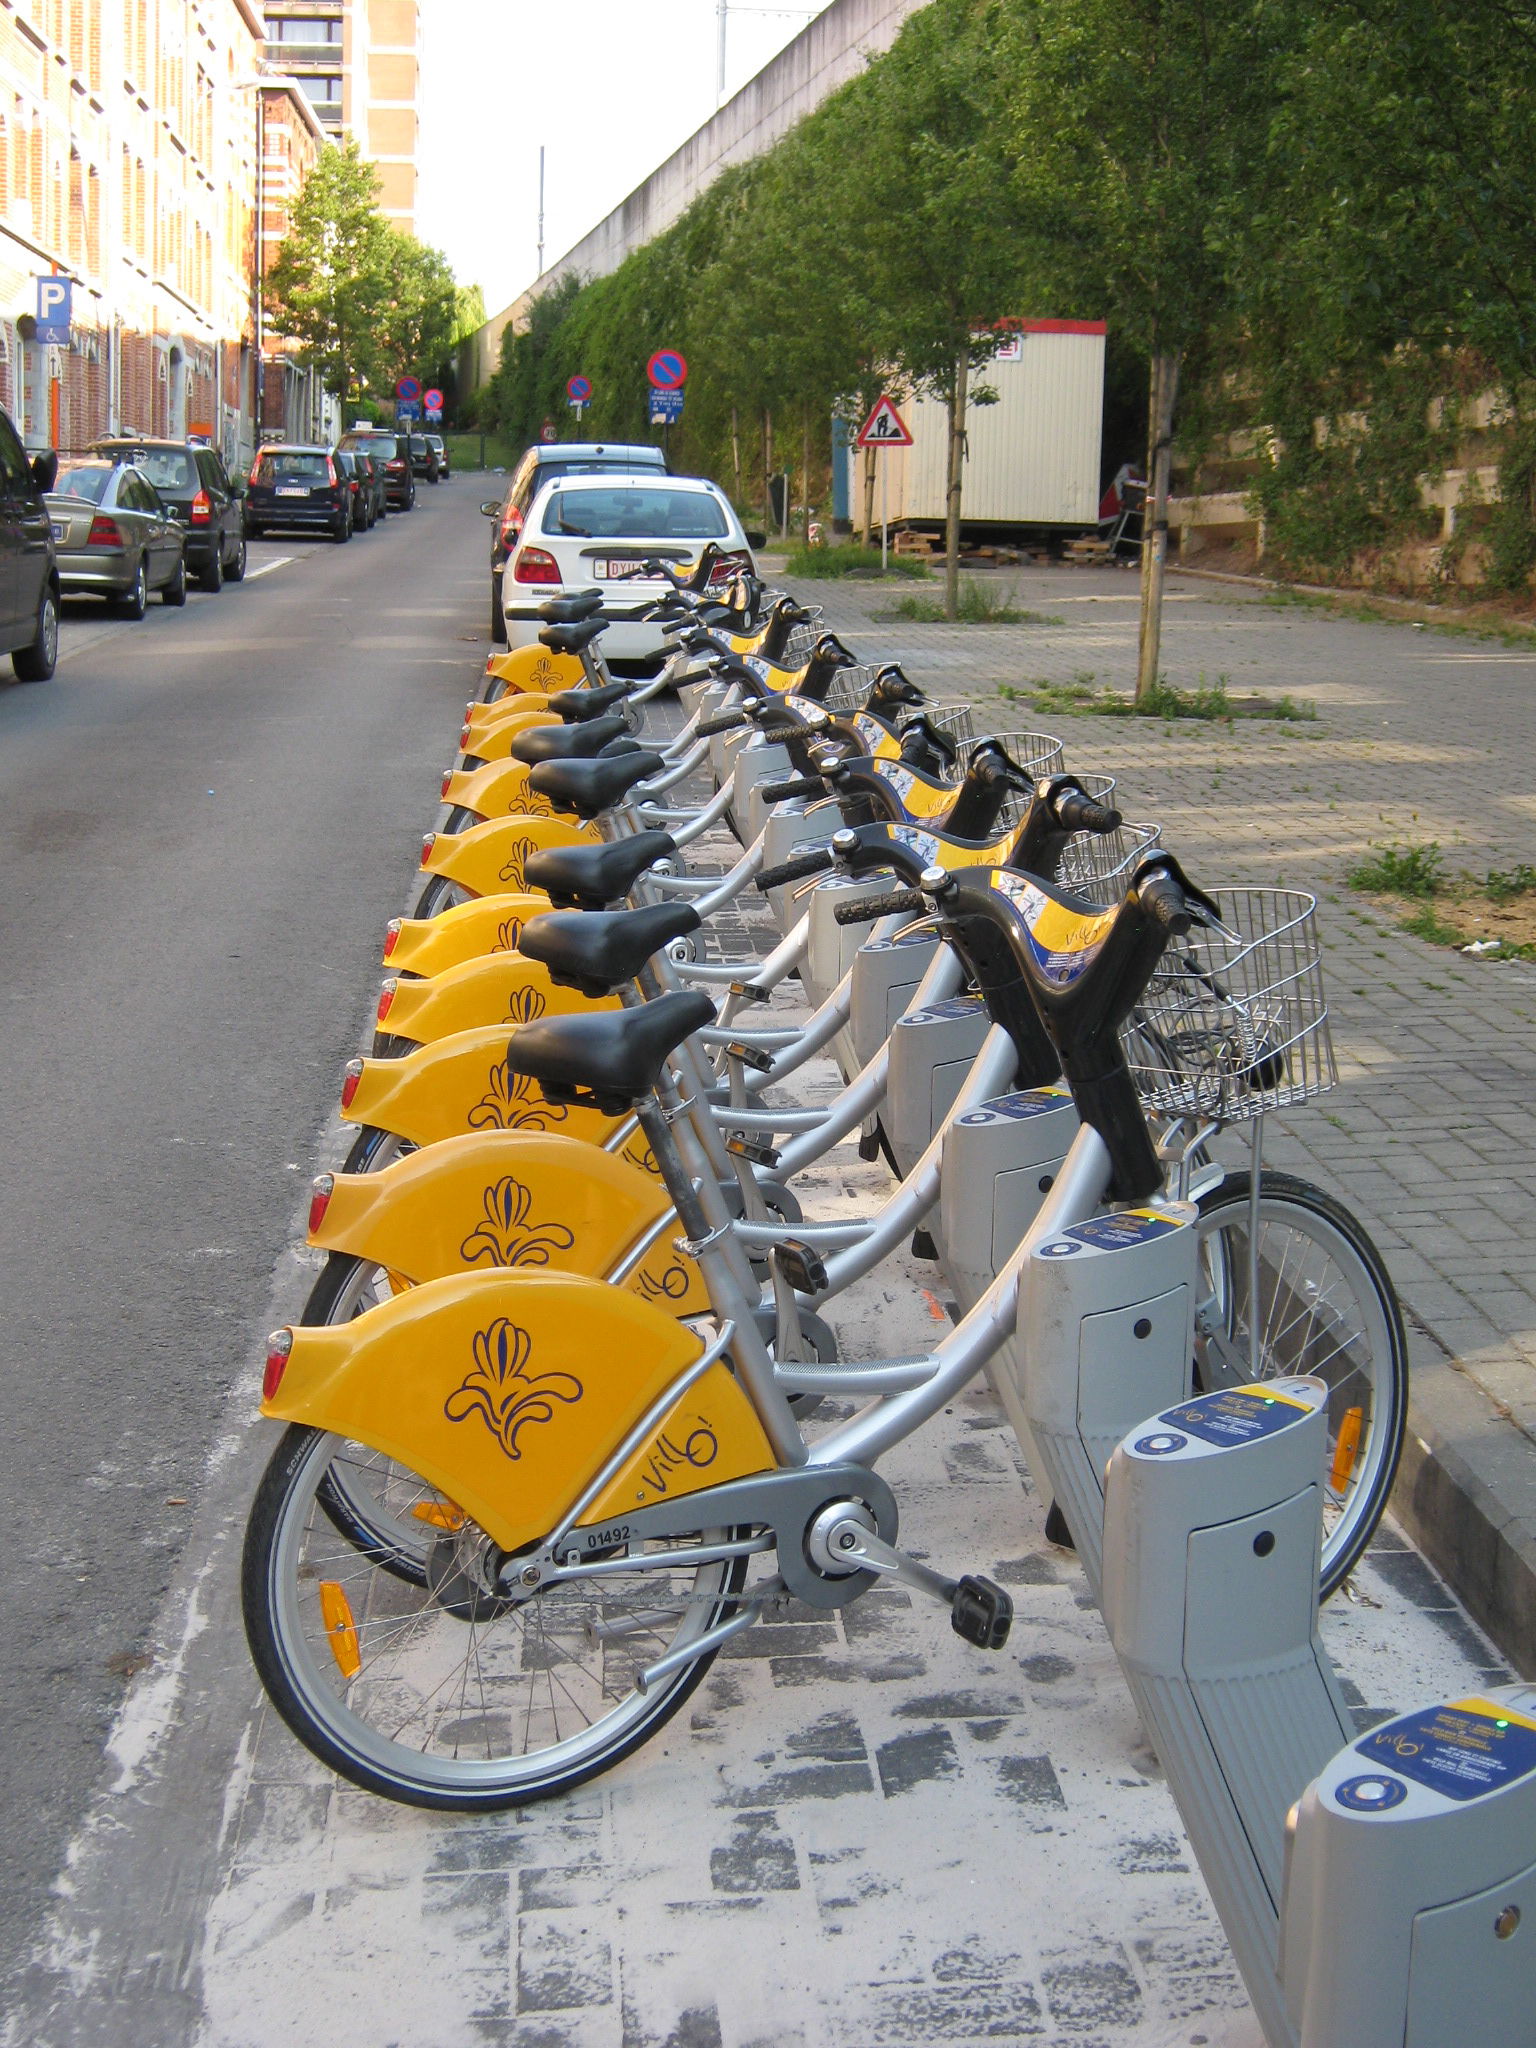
[480,501,500,517]
[31,449,58,494]
[744,530,767,550]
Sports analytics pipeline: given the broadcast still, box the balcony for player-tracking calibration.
[265,40,342,69]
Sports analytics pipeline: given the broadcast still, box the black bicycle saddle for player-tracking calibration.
[512,715,631,765]
[546,681,632,722]
[539,617,606,655]
[522,829,677,910]
[528,751,664,819]
[537,591,603,622]
[519,902,703,999]
[506,989,717,1115]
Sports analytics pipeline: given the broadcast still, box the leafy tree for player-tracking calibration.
[376,232,460,390]
[265,138,394,408]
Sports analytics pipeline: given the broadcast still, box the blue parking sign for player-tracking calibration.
[36,276,71,345]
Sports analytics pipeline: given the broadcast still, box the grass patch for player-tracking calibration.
[999,671,1315,723]
[782,543,931,580]
[1261,584,1536,647]
[443,430,523,472]
[1347,841,1444,897]
[1484,862,1536,904]
[889,579,1063,625]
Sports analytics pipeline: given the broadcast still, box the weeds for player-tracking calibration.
[890,579,1062,625]
[1483,862,1536,903]
[1000,670,1310,723]
[782,543,930,580]
[1347,842,1443,897]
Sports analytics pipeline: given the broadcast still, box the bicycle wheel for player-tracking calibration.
[340,1125,412,1174]
[1194,1170,1407,1599]
[243,1423,748,1810]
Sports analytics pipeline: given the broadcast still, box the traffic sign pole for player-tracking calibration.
[852,396,913,574]
[882,453,889,575]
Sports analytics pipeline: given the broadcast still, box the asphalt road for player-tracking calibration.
[0,482,486,1996]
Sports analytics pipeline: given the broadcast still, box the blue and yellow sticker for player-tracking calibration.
[1156,1384,1311,1448]
[988,871,1115,986]
[1354,1697,1536,1805]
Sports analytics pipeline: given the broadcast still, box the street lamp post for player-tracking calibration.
[223,74,303,457]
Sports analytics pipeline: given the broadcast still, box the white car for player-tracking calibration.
[501,472,760,668]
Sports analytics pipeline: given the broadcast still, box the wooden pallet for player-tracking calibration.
[892,528,938,558]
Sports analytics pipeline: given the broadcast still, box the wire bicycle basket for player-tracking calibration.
[1124,888,1336,1122]
[1057,816,1162,895]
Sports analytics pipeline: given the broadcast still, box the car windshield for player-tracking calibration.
[53,463,113,503]
[128,449,197,492]
[350,435,398,458]
[543,487,729,541]
[256,452,329,483]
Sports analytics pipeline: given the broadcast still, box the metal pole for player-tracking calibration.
[880,450,888,574]
[254,91,264,442]
[537,146,545,277]
[717,0,728,101]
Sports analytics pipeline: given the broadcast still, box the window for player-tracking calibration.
[52,461,113,504]
[256,451,329,484]
[539,487,730,542]
[0,411,34,495]
[131,448,196,493]
[297,74,342,103]
[272,18,343,42]
[123,473,160,514]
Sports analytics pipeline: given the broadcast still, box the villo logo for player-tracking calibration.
[633,1415,719,1500]
[444,1318,583,1461]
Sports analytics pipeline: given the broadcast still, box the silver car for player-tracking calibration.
[46,459,187,618]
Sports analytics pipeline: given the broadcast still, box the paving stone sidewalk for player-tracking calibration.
[790,561,1536,1672]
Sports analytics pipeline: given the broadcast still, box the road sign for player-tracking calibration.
[566,375,592,403]
[396,375,421,402]
[423,387,443,410]
[646,349,687,391]
[395,401,421,421]
[540,419,557,443]
[855,396,913,449]
[35,276,71,346]
[425,407,443,423]
[648,388,684,425]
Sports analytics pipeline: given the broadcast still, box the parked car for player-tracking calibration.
[481,441,667,643]
[501,472,756,669]
[351,448,388,525]
[337,430,415,511]
[243,445,353,542]
[46,457,186,614]
[407,433,440,484]
[333,449,376,531]
[87,436,245,590]
[0,405,60,680]
[424,433,449,479]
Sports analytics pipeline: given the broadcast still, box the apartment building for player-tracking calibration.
[262,0,418,228]
[0,0,329,461]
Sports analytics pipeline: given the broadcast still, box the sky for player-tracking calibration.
[416,0,839,318]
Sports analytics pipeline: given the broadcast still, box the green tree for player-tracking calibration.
[265,137,394,408]
[376,232,460,390]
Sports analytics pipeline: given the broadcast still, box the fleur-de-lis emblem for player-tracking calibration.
[460,1175,576,1269]
[494,915,524,954]
[496,837,538,887]
[504,986,547,1027]
[444,1318,582,1460]
[467,1059,570,1133]
[636,1260,689,1303]
[511,786,555,819]
[529,655,560,687]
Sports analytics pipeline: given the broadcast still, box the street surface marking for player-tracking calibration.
[243,556,293,580]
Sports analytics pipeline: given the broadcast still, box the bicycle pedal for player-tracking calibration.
[857,1130,882,1162]
[951,1575,1012,1650]
[1043,1500,1076,1552]
[729,981,772,1004]
[727,1133,781,1170]
[772,1239,829,1294]
[725,1039,776,1073]
[910,1227,939,1262]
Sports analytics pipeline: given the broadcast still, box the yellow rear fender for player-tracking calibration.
[461,704,559,761]
[442,758,559,822]
[339,1025,651,1164]
[378,951,616,1050]
[383,894,550,975]
[309,1131,674,1287]
[483,645,585,695]
[262,1271,771,1555]
[420,814,600,898]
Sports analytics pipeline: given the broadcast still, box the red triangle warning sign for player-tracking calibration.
[855,395,914,448]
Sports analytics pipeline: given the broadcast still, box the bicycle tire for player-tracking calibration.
[242,1423,748,1810]
[1194,1169,1408,1599]
[340,1125,412,1174]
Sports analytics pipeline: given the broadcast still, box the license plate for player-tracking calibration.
[277,487,309,498]
[50,522,63,539]
[600,558,650,580]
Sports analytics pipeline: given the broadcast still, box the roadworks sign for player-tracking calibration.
[855,396,913,448]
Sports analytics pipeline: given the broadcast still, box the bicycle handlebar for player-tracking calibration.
[697,708,751,738]
[1138,870,1195,935]
[758,776,826,805]
[833,889,926,925]
[1058,791,1122,835]
[756,847,836,892]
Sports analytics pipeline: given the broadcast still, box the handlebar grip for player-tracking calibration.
[1139,872,1194,935]
[753,721,807,745]
[835,889,926,925]
[697,709,750,738]
[1060,793,1123,835]
[756,847,835,892]
[758,776,826,805]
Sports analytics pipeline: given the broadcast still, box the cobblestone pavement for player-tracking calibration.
[8,600,1524,2048]
[789,563,1536,1673]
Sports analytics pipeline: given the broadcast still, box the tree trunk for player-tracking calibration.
[762,409,772,532]
[801,402,812,546]
[731,407,742,514]
[943,349,970,620]
[860,442,876,546]
[1136,351,1181,704]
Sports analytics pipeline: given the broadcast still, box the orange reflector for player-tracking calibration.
[382,920,401,960]
[420,832,436,868]
[440,769,453,799]
[319,1582,361,1678]
[1329,1407,1364,1495]
[411,1498,466,1532]
[377,980,396,1023]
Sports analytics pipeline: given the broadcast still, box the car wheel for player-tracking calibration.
[491,579,507,645]
[333,515,349,544]
[12,584,59,681]
[225,534,247,582]
[117,559,148,621]
[199,549,224,595]
[161,553,188,607]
